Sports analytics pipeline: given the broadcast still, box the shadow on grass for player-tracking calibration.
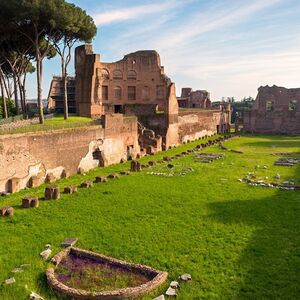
[208,163,300,299]
[240,135,300,149]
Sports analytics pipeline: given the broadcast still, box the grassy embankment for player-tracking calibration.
[0,134,299,299]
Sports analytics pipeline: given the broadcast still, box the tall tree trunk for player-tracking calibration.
[13,75,20,114]
[36,49,44,124]
[61,57,68,120]
[0,72,8,119]
[18,76,26,118]
[22,73,27,117]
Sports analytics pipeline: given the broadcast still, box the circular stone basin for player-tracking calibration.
[47,247,168,299]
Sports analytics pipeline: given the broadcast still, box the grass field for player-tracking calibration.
[0,135,299,299]
[0,115,97,135]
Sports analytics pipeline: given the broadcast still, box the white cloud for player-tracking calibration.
[153,0,284,50]
[92,0,186,26]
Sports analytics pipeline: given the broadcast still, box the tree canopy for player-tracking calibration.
[0,0,97,122]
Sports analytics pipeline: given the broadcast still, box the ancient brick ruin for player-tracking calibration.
[0,44,231,195]
[74,44,230,149]
[244,85,300,134]
[47,76,76,114]
[177,88,211,109]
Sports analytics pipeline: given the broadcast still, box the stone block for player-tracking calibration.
[45,173,56,183]
[7,178,20,193]
[95,176,107,183]
[64,186,78,194]
[81,181,93,188]
[77,167,85,175]
[28,176,42,188]
[120,171,130,175]
[108,173,120,179]
[61,170,69,179]
[0,207,14,217]
[45,186,60,200]
[22,197,39,208]
[131,161,141,172]
[61,237,78,248]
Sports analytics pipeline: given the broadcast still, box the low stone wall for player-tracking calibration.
[0,114,139,194]
[178,110,229,143]
[47,247,168,300]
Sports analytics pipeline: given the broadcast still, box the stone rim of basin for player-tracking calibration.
[47,247,168,299]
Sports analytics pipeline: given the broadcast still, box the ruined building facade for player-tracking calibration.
[75,44,229,151]
[177,88,211,109]
[47,76,76,113]
[0,45,232,194]
[244,85,300,134]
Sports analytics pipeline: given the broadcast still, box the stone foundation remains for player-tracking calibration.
[47,247,168,299]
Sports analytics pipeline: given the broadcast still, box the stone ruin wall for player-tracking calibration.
[244,85,300,134]
[178,110,230,143]
[0,114,139,194]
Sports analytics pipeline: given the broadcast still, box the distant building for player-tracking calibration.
[177,88,211,109]
[47,76,76,113]
[243,85,300,134]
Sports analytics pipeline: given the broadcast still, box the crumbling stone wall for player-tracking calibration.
[0,115,139,193]
[177,87,211,109]
[75,45,171,117]
[244,85,300,134]
[178,110,230,143]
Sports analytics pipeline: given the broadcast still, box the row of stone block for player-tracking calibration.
[0,207,14,217]
[5,171,69,194]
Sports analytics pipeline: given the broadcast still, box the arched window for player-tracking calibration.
[101,69,109,80]
[127,70,137,80]
[114,86,122,100]
[113,70,123,80]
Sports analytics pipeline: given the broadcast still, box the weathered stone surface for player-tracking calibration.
[45,186,60,200]
[61,238,78,248]
[7,178,20,193]
[22,197,39,208]
[165,287,177,297]
[45,173,56,183]
[64,186,78,194]
[179,274,192,281]
[11,267,23,273]
[108,173,120,179]
[28,176,42,188]
[5,277,16,285]
[153,295,165,300]
[77,167,85,175]
[120,171,130,175]
[81,181,93,188]
[61,169,69,179]
[244,85,300,134]
[131,160,142,172]
[170,281,180,289]
[95,176,107,183]
[47,247,168,300]
[0,207,14,217]
[29,291,44,300]
[40,248,52,260]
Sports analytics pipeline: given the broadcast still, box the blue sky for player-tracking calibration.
[27,0,300,101]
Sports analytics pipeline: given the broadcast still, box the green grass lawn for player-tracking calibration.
[0,135,299,299]
[0,115,97,135]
